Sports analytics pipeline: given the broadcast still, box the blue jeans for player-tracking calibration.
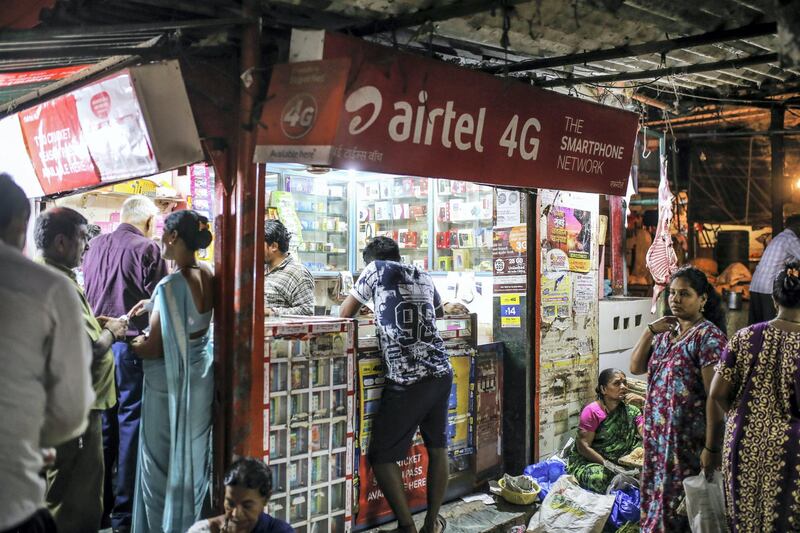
[102,342,143,529]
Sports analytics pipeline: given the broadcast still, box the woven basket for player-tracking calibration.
[498,477,541,505]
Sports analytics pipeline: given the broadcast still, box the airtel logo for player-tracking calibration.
[343,85,493,154]
[345,86,382,135]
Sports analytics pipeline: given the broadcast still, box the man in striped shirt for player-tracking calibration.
[749,214,800,324]
[264,219,315,317]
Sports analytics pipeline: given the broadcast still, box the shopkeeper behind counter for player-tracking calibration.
[264,220,315,317]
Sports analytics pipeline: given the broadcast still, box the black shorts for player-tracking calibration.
[368,372,453,464]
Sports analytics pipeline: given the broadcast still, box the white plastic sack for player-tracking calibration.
[606,473,639,495]
[682,472,727,533]
[527,475,615,533]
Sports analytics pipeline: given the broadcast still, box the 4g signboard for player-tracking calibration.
[253,58,351,164]
[255,33,639,196]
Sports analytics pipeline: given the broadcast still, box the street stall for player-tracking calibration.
[253,30,638,531]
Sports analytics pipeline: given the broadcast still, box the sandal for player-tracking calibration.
[420,515,447,533]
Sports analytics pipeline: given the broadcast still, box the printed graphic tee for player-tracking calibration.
[351,260,450,384]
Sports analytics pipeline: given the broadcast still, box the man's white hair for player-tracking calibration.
[121,195,159,226]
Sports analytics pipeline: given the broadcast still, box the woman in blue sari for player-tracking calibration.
[130,210,214,532]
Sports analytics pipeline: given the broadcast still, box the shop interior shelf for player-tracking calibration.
[438,219,493,224]
[296,211,346,217]
[371,218,428,223]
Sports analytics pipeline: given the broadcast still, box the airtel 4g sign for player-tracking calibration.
[342,86,542,161]
[255,37,638,196]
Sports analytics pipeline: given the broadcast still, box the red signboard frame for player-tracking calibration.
[255,33,639,196]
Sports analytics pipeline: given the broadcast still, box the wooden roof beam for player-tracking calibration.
[0,18,250,42]
[482,22,776,74]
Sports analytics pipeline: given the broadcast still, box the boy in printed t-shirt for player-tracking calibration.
[340,236,467,533]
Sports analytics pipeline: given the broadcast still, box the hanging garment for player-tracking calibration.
[645,155,678,312]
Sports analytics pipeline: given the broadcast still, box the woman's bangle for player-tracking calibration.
[704,446,721,454]
[647,323,657,334]
[102,327,117,343]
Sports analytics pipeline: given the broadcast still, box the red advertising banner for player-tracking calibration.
[0,65,89,87]
[256,34,639,196]
[357,445,429,526]
[19,94,100,195]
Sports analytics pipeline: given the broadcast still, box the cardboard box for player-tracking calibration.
[453,249,472,271]
[374,201,391,221]
[437,203,450,222]
[437,256,453,271]
[458,230,475,248]
[436,231,450,249]
[410,204,427,219]
[405,231,419,248]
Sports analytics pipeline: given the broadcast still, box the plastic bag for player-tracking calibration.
[682,472,727,533]
[527,475,615,533]
[523,459,566,501]
[606,474,641,529]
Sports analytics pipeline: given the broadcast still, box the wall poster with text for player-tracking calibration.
[546,206,592,273]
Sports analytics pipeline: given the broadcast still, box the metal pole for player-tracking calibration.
[483,22,777,74]
[745,137,753,225]
[678,128,800,139]
[771,107,786,235]
[538,53,778,88]
[230,0,262,459]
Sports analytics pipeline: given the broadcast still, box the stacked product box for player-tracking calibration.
[264,318,356,533]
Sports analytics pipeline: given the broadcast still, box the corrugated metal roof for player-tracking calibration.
[0,1,797,116]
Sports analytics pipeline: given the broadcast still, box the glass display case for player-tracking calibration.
[267,171,349,272]
[265,318,355,533]
[433,180,494,272]
[355,175,430,271]
[265,166,497,276]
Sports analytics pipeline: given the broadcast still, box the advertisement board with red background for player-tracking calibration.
[356,445,429,527]
[19,94,101,195]
[12,69,159,196]
[256,32,639,196]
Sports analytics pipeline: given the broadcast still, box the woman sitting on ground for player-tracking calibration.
[188,457,293,533]
[567,368,643,493]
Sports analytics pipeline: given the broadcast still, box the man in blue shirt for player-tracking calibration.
[749,215,800,324]
[340,237,465,533]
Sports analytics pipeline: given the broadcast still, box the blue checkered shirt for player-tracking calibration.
[750,229,800,294]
